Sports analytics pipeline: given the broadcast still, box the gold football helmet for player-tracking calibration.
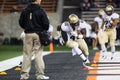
[98,9,104,15]
[105,5,114,15]
[68,14,79,24]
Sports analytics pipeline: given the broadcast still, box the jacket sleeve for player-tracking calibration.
[41,10,49,31]
[19,10,26,29]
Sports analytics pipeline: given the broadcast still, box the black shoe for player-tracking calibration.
[111,57,113,60]
[83,59,93,69]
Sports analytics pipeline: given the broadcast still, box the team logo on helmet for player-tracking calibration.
[69,14,79,24]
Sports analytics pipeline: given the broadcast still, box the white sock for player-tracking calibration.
[111,46,115,54]
[101,44,107,52]
[72,48,77,56]
[73,46,87,61]
[80,54,87,62]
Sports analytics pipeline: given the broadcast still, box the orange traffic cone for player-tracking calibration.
[49,42,54,53]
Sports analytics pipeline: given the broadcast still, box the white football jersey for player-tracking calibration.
[85,22,91,38]
[94,16,103,30]
[103,12,119,28]
[47,24,53,32]
[61,20,86,40]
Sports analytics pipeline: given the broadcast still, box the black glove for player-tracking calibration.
[70,35,76,40]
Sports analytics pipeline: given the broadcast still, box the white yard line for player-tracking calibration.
[97,51,120,80]
[0,51,50,72]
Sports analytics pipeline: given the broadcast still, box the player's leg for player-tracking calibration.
[66,40,91,68]
[98,30,107,58]
[109,29,116,60]
[77,39,89,58]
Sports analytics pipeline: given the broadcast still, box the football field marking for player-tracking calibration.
[86,51,120,80]
[86,52,100,80]
[0,51,50,72]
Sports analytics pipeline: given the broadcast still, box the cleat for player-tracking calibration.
[83,67,89,71]
[93,47,99,50]
[36,75,49,80]
[100,55,107,60]
[83,59,93,69]
[83,63,93,69]
[111,57,113,60]
[111,53,115,60]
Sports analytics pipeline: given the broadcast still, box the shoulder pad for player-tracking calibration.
[64,21,69,26]
[80,20,85,23]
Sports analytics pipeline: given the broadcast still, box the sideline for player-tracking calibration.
[0,51,51,72]
[0,51,71,72]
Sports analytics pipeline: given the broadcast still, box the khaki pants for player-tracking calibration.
[104,28,116,47]
[98,30,108,45]
[98,28,116,46]
[66,39,89,56]
[77,39,89,56]
[21,33,45,77]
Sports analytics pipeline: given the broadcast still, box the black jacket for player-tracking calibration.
[19,3,49,33]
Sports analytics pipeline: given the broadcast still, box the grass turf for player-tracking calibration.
[0,45,71,61]
[0,45,120,61]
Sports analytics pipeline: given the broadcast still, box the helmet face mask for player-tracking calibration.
[106,11,113,15]
[70,21,79,27]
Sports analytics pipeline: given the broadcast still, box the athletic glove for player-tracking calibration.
[59,37,65,45]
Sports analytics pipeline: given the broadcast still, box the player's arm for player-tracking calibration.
[79,28,86,38]
[91,22,99,33]
[101,18,105,29]
[112,18,119,27]
[78,20,87,38]
[111,13,119,27]
[61,22,70,32]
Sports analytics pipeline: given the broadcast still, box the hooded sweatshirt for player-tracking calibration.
[19,3,49,33]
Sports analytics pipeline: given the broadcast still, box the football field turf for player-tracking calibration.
[0,45,71,61]
[0,52,95,80]
[0,45,120,80]
[1,51,120,80]
[0,45,120,61]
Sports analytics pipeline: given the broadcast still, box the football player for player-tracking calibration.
[61,14,92,68]
[101,5,119,59]
[94,9,107,58]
